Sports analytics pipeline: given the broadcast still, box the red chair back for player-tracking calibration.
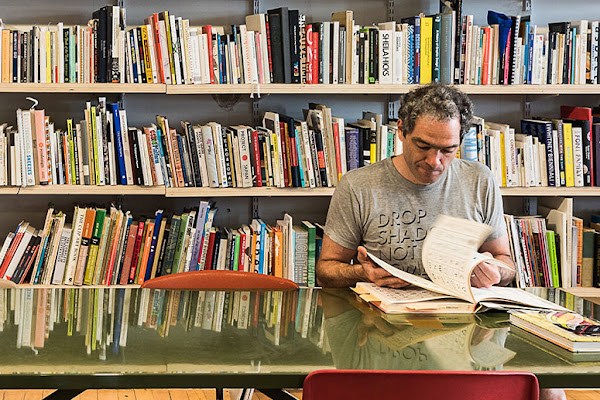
[303,370,539,400]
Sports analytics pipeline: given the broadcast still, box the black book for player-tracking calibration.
[549,22,571,84]
[547,32,557,84]
[183,128,197,187]
[313,131,328,186]
[369,27,378,83]
[267,10,284,83]
[182,122,201,187]
[288,9,301,83]
[128,127,143,185]
[268,7,291,83]
[92,7,108,82]
[175,134,191,187]
[157,125,173,186]
[11,234,40,284]
[509,15,522,85]
[222,128,234,187]
[21,32,28,83]
[210,230,222,270]
[312,22,324,83]
[156,226,170,277]
[256,131,268,185]
[29,28,35,83]
[12,30,18,83]
[220,34,228,84]
[358,30,366,84]
[63,28,69,82]
[136,27,147,83]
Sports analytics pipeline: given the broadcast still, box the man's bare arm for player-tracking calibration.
[474,234,516,287]
[316,235,409,288]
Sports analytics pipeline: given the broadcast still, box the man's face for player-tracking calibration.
[398,116,461,185]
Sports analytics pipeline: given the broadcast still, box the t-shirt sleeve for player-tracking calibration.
[483,172,507,241]
[324,175,363,250]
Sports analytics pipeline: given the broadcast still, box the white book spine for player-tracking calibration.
[301,123,316,188]
[4,228,34,281]
[199,34,211,84]
[190,30,202,84]
[193,126,209,186]
[239,25,252,84]
[158,21,172,84]
[20,110,35,187]
[126,30,134,83]
[96,115,105,185]
[48,123,57,185]
[379,30,393,84]
[182,20,193,85]
[169,15,182,84]
[137,130,151,185]
[176,18,188,84]
[332,21,340,84]
[201,125,219,187]
[118,110,134,185]
[39,27,47,83]
[63,208,86,285]
[58,23,64,83]
[393,31,402,84]
[591,21,599,84]
[237,128,253,188]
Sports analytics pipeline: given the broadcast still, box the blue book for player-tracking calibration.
[112,289,125,354]
[129,31,139,83]
[344,127,360,171]
[460,126,478,162]
[144,209,164,281]
[115,214,133,281]
[109,103,128,185]
[176,135,190,185]
[294,125,306,187]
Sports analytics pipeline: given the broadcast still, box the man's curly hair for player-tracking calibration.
[398,83,473,141]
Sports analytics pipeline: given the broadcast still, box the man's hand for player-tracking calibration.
[357,246,409,288]
[470,251,502,288]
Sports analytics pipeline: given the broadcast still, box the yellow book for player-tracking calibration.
[419,15,433,84]
[141,25,153,83]
[161,12,176,84]
[1,30,10,83]
[564,122,575,187]
[500,131,506,187]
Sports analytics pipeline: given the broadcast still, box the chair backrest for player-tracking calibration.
[303,370,539,400]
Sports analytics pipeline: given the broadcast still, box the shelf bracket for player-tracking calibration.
[253,99,260,127]
[253,0,260,14]
[387,0,394,22]
[522,95,531,119]
[252,196,259,219]
[523,196,537,216]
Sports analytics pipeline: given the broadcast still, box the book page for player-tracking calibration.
[473,286,567,311]
[355,282,453,304]
[421,215,493,303]
[367,253,449,296]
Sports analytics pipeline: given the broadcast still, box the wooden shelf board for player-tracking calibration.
[562,287,600,297]
[499,187,600,196]
[165,187,336,197]
[0,83,166,93]
[0,187,19,194]
[18,185,166,195]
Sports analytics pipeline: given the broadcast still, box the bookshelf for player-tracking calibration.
[0,0,600,293]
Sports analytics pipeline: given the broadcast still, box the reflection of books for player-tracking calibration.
[512,325,600,363]
[510,310,600,353]
[356,215,567,314]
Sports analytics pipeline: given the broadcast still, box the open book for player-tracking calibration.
[354,215,567,314]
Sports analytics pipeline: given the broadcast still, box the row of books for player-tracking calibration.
[0,203,323,287]
[506,206,600,289]
[465,105,600,188]
[1,2,600,86]
[0,99,401,188]
[2,287,326,353]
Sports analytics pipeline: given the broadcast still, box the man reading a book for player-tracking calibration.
[317,83,515,289]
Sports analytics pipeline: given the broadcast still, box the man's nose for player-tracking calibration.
[425,150,442,168]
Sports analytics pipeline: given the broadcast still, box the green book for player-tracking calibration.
[546,230,560,288]
[83,208,106,285]
[163,215,181,274]
[233,233,240,271]
[171,213,189,274]
[301,220,316,287]
[582,229,597,287]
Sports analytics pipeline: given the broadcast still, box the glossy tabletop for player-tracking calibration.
[0,287,599,389]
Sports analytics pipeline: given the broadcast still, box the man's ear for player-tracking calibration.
[397,119,406,142]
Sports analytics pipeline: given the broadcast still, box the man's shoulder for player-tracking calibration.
[341,158,394,184]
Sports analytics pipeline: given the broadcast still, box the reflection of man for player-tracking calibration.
[317,83,515,289]
[316,83,564,400]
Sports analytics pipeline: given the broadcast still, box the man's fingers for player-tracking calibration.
[375,276,409,288]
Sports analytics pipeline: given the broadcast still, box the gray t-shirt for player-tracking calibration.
[324,157,506,276]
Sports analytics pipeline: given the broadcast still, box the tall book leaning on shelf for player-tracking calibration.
[354,215,566,314]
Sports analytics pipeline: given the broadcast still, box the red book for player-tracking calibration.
[312,31,319,84]
[306,24,313,84]
[18,238,40,284]
[278,122,290,187]
[151,13,166,83]
[204,230,216,270]
[0,225,27,279]
[502,28,512,85]
[481,27,491,85]
[201,26,215,84]
[120,223,138,285]
[251,129,262,187]
[238,230,247,272]
[128,221,145,284]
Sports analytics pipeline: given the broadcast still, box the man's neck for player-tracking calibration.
[392,155,422,185]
